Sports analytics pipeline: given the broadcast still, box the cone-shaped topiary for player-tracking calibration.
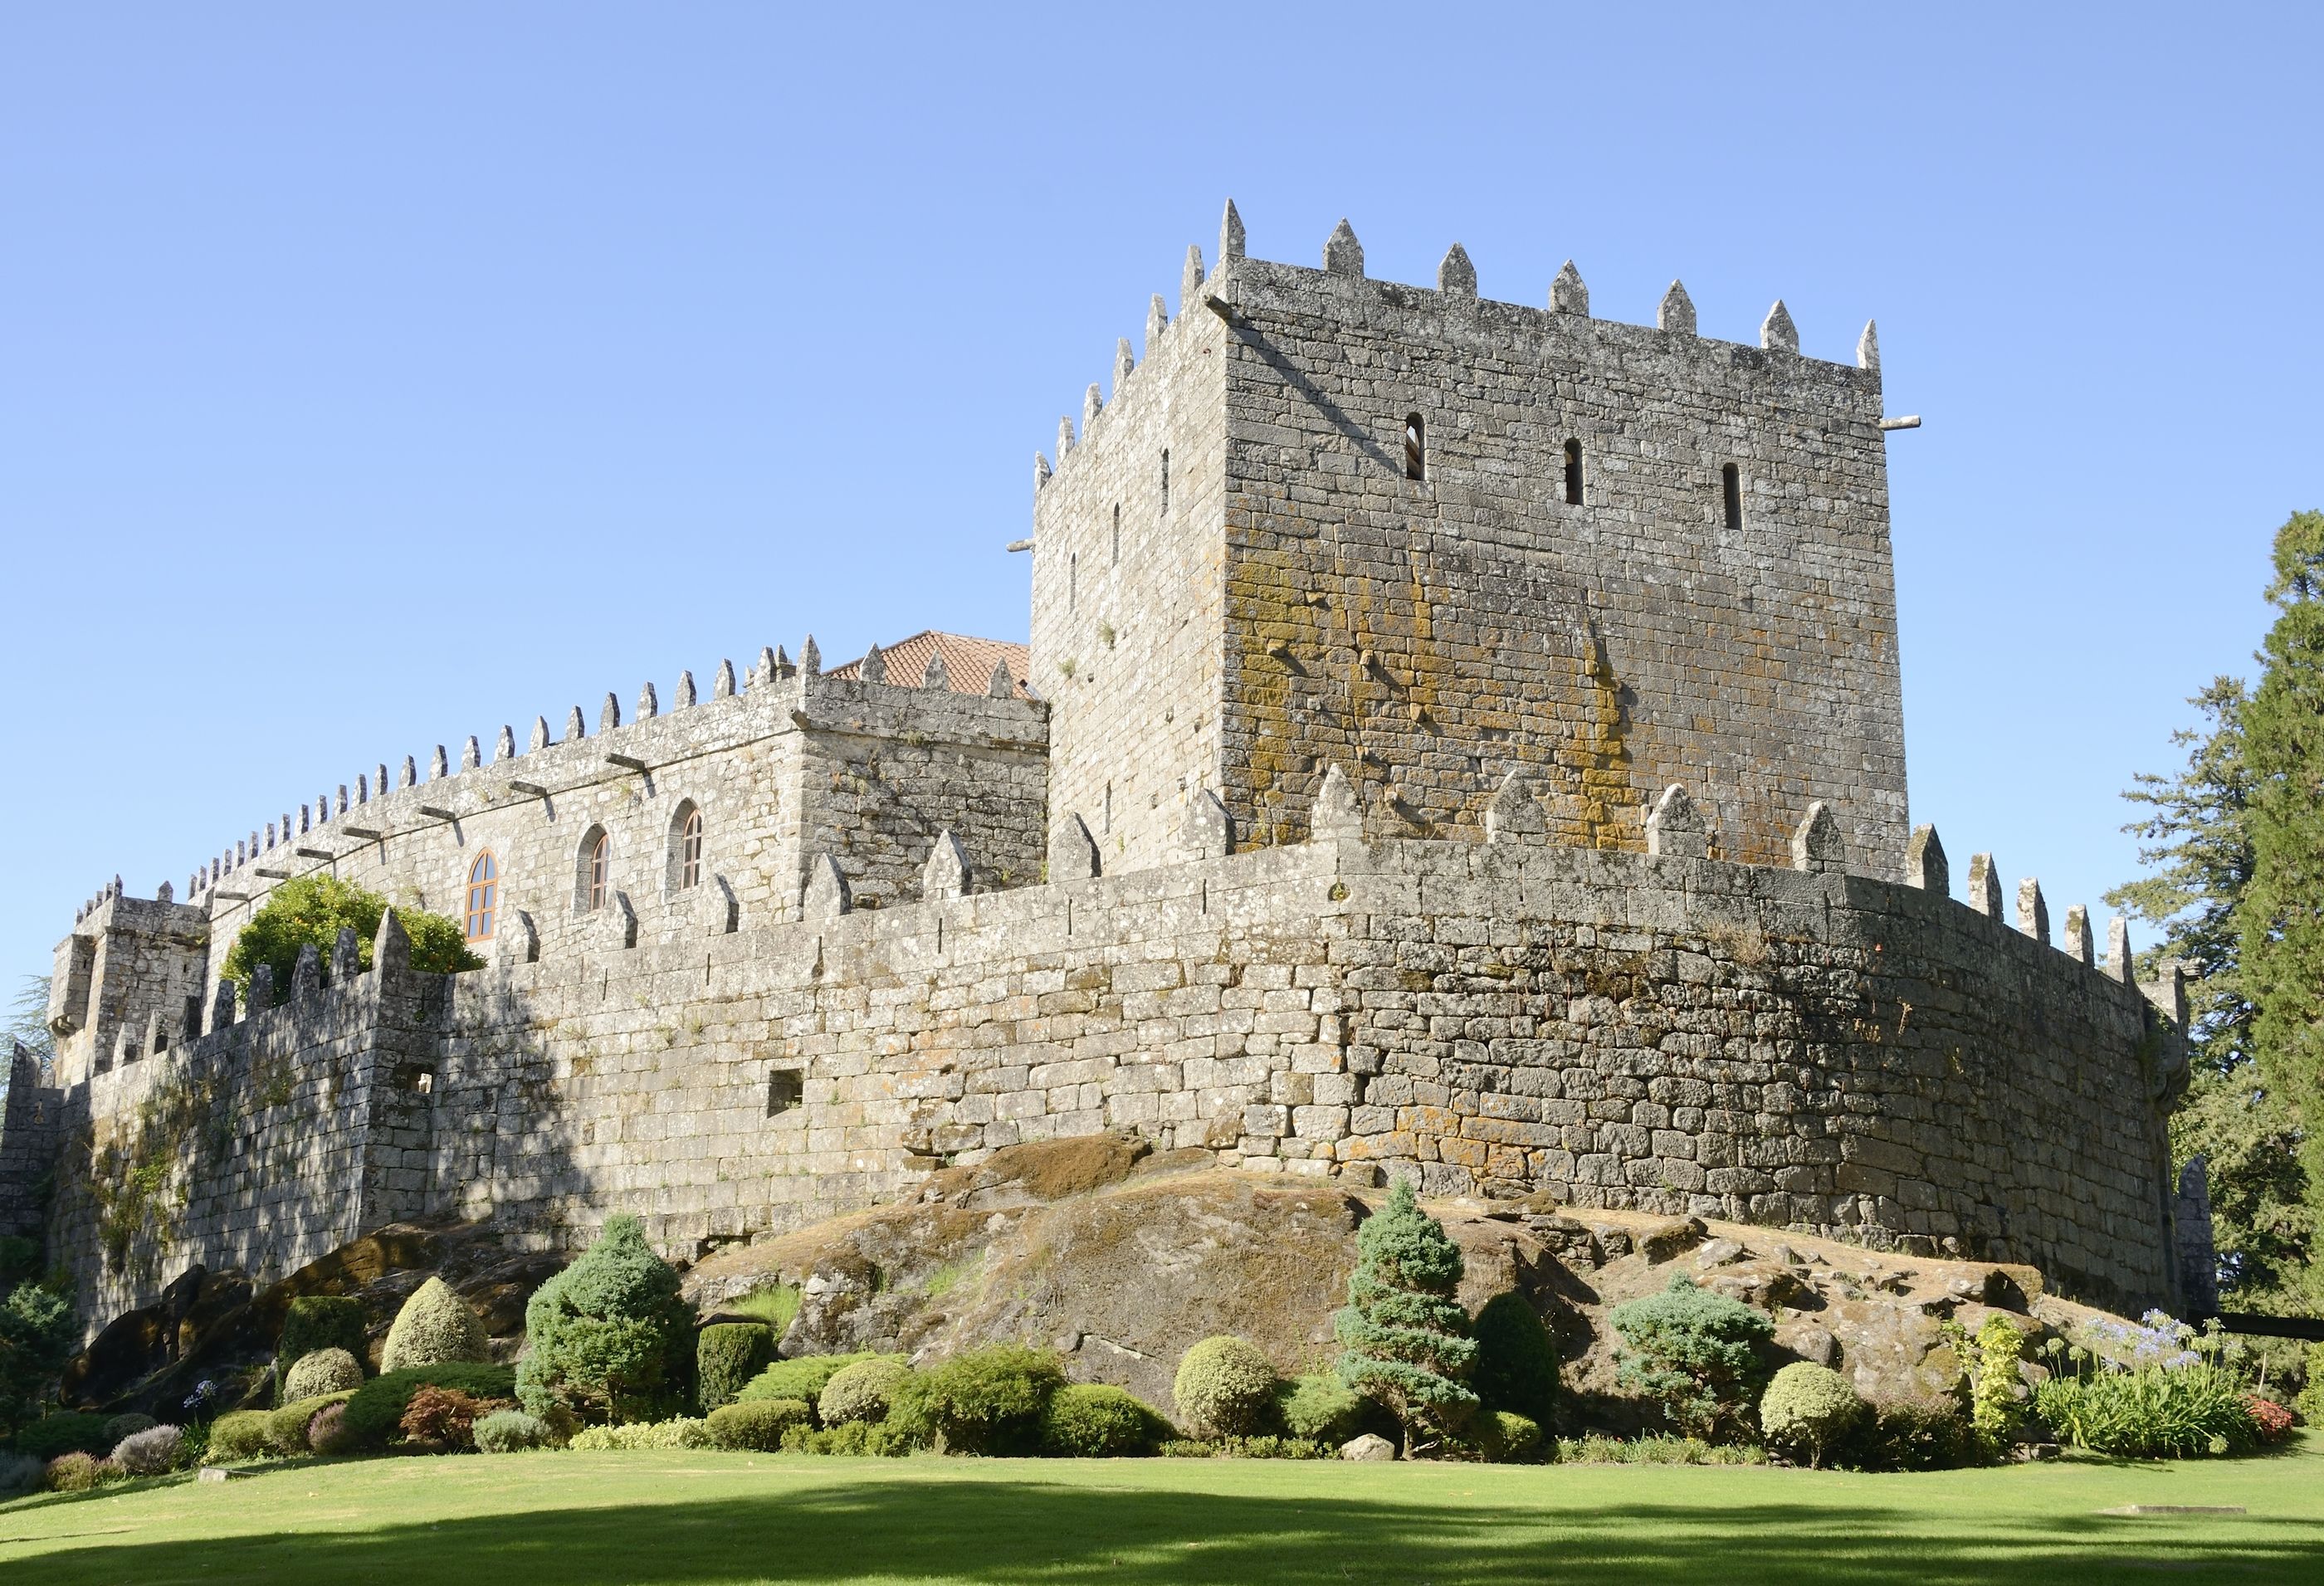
[381,1276,491,1374]
[515,1214,694,1426]
[1333,1179,1477,1455]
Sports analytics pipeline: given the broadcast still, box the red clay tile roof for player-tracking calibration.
[828,631,1034,700]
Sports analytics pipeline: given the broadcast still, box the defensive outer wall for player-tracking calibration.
[2,204,2212,1333]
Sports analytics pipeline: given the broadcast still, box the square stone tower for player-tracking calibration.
[1031,207,1907,877]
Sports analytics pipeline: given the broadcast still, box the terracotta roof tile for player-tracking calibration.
[828,631,1034,700]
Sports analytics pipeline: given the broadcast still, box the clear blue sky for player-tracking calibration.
[3,3,2317,989]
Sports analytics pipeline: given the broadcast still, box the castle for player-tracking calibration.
[2,203,2213,1331]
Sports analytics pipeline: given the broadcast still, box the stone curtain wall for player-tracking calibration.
[359,826,2180,1316]
[1215,253,1906,875]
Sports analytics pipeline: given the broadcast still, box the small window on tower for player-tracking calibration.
[1722,463,1744,530]
[1070,553,1078,612]
[768,1067,804,1116]
[1112,504,1120,565]
[1404,414,1426,481]
[1160,449,1170,514]
[1565,439,1584,505]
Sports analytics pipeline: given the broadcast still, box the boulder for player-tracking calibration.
[1340,1432,1397,1462]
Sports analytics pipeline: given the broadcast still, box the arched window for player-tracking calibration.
[577,827,610,912]
[1721,462,1744,530]
[669,801,703,892]
[464,851,497,942]
[1404,413,1426,481]
[1564,439,1584,505]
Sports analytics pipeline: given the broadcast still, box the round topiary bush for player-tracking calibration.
[110,1423,184,1475]
[819,1356,911,1426]
[706,1398,813,1452]
[44,1452,100,1492]
[204,1410,274,1462]
[284,1346,365,1401]
[381,1277,491,1375]
[276,1295,369,1380]
[475,1409,556,1454]
[696,1322,777,1412]
[738,1350,900,1407]
[515,1216,695,1426]
[1760,1362,1866,1467]
[1040,1383,1171,1457]
[886,1346,1067,1455]
[1173,1336,1280,1439]
[1482,1409,1542,1462]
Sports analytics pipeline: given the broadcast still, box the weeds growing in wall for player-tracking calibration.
[83,1066,231,1277]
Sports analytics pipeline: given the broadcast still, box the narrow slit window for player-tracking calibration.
[1721,462,1743,530]
[1104,781,1113,834]
[1404,413,1426,481]
[1070,552,1078,612]
[1111,504,1120,565]
[1160,450,1170,514]
[1564,439,1584,505]
[464,850,497,941]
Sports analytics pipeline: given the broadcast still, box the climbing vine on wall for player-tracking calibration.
[82,1066,231,1276]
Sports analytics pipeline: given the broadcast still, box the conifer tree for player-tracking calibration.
[1334,1179,1477,1454]
[2240,510,2324,1253]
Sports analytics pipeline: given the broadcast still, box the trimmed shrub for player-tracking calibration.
[1334,1181,1478,1452]
[740,1352,901,1408]
[110,1423,183,1475]
[284,1347,365,1402]
[401,1386,506,1451]
[1471,1293,1560,1426]
[1760,1363,1865,1467]
[308,1403,357,1457]
[696,1323,777,1412]
[818,1357,911,1427]
[277,1295,369,1382]
[516,1216,694,1427]
[1041,1383,1170,1457]
[1173,1336,1280,1439]
[1852,1398,1987,1471]
[266,1392,354,1455]
[0,1452,43,1497]
[566,1417,715,1450]
[706,1398,813,1452]
[1277,1374,1374,1445]
[886,1345,1067,1455]
[381,1277,491,1375]
[102,1412,157,1446]
[475,1409,557,1453]
[1609,1275,1775,1441]
[44,1452,100,1491]
[204,1410,274,1462]
[11,1412,113,1462]
[343,1363,518,1449]
[784,1418,912,1457]
[1552,1433,1768,1466]
[1482,1410,1542,1462]
[1157,1435,1331,1460]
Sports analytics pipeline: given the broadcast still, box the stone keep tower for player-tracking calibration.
[1032,205,1908,876]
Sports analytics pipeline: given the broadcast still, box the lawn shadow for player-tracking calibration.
[11,1473,2324,1586]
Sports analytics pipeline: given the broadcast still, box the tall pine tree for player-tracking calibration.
[1335,1179,1477,1455]
[2108,678,2311,1302]
[2241,510,2324,1268]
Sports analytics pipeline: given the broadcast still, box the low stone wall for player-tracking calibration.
[31,819,2193,1331]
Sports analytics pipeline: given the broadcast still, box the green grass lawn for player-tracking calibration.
[3,1439,2321,1584]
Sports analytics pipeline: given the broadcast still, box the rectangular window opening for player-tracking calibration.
[1721,462,1743,531]
[768,1067,804,1116]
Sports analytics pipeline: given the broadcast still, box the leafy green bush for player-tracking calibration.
[1277,1373,1374,1444]
[44,1452,101,1491]
[1041,1383,1171,1457]
[204,1410,275,1462]
[783,1418,913,1457]
[1851,1399,1988,1471]
[2299,1343,2324,1426]
[1480,1409,1542,1462]
[277,1296,368,1386]
[696,1323,777,1412]
[343,1363,518,1449]
[1760,1363,1865,1467]
[1158,1435,1332,1459]
[0,1272,75,1443]
[1552,1433,1769,1466]
[2034,1361,2259,1457]
[101,1412,156,1446]
[0,1452,42,1496]
[475,1409,556,1453]
[266,1391,354,1455]
[886,1345,1065,1455]
[222,874,480,1003]
[566,1417,716,1450]
[818,1357,911,1427]
[1608,1275,1775,1440]
[516,1216,694,1426]
[1969,1314,2025,1443]
[283,1347,365,1401]
[1471,1292,1560,1425]
[1173,1336,1280,1439]
[10,1411,112,1461]
[739,1352,901,1410]
[706,1398,812,1452]
[381,1277,491,1375]
[110,1423,183,1475]
[1335,1181,1478,1452]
